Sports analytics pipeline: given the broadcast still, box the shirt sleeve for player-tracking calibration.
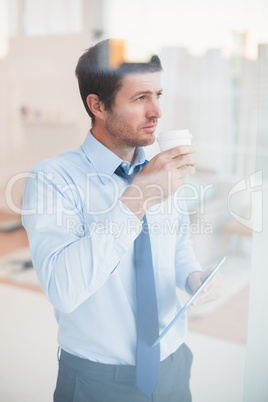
[22,168,142,314]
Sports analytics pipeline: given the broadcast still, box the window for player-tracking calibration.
[104,1,267,401]
[8,0,83,37]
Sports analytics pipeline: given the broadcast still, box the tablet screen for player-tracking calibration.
[152,256,226,347]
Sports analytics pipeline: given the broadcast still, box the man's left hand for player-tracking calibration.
[187,267,224,308]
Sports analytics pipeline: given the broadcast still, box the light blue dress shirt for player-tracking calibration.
[22,131,202,365]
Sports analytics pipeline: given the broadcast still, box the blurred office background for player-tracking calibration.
[0,1,267,401]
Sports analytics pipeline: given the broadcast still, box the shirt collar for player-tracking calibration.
[81,131,148,184]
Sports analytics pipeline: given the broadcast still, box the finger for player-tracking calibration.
[175,165,196,179]
[170,168,195,191]
[168,156,196,173]
[177,153,195,166]
[202,266,215,278]
[161,145,196,159]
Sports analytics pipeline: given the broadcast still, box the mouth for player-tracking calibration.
[142,122,157,132]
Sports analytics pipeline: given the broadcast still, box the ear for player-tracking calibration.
[86,94,106,121]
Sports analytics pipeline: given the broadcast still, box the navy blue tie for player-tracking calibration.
[135,214,160,398]
[115,164,160,399]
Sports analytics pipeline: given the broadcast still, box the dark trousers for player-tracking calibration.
[54,343,193,402]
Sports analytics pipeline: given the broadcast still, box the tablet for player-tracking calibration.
[152,256,226,347]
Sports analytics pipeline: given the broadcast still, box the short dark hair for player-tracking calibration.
[75,39,162,123]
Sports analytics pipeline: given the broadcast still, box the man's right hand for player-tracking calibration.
[120,145,196,220]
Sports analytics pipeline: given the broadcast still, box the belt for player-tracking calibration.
[59,345,183,382]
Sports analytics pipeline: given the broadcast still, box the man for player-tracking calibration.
[22,39,220,401]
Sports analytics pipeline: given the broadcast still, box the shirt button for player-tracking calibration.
[130,230,137,237]
[122,162,127,167]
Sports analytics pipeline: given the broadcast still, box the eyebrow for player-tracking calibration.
[132,89,163,98]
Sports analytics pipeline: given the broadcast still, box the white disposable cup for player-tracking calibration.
[157,130,192,151]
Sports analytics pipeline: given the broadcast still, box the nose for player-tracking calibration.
[146,98,162,119]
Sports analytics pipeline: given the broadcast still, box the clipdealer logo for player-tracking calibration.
[227,170,263,233]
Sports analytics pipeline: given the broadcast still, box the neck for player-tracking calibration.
[91,126,136,163]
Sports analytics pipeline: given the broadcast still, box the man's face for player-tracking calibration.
[103,72,162,151]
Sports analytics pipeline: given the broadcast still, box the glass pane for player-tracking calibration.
[8,0,18,37]
[105,1,266,401]
[256,45,268,180]
[22,0,83,36]
[0,0,9,58]
[243,43,268,399]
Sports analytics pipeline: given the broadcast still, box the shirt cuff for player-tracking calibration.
[111,200,143,246]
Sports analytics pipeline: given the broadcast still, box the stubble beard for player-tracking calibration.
[105,112,157,149]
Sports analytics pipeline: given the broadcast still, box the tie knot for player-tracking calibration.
[114,164,137,184]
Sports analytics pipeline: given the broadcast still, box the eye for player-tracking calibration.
[136,95,146,101]
[157,91,163,99]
